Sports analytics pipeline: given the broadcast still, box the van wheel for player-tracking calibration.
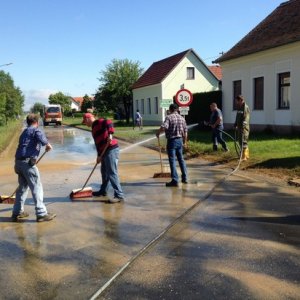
[57,122,62,126]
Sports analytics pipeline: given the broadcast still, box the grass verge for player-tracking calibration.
[64,117,299,180]
[0,120,22,154]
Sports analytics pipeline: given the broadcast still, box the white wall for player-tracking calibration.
[132,84,163,125]
[220,42,300,129]
[70,101,80,111]
[162,52,219,97]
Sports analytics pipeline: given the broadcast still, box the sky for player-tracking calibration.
[1,0,284,111]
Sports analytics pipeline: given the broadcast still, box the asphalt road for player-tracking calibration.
[0,125,299,300]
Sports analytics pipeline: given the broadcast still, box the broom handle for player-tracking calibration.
[80,142,110,191]
[9,151,47,198]
[157,137,164,173]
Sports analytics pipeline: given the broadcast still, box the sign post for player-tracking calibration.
[175,89,193,107]
[160,99,173,108]
[175,89,193,117]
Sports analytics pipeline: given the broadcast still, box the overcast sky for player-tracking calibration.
[0,0,283,110]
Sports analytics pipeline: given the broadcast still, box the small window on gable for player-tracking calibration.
[187,67,195,80]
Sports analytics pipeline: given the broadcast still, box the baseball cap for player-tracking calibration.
[82,113,94,124]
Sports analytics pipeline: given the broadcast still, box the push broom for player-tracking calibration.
[70,142,109,199]
[153,136,171,178]
[0,151,47,204]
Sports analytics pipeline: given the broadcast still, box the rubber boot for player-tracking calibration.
[242,148,247,161]
[245,147,249,159]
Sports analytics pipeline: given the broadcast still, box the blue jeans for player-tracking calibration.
[212,127,227,150]
[99,147,124,198]
[167,138,188,183]
[13,160,47,217]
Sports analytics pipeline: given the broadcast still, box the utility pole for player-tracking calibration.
[0,63,13,67]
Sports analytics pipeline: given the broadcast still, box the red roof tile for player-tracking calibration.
[215,0,300,63]
[208,65,222,80]
[72,96,94,105]
[72,97,84,105]
[132,49,192,89]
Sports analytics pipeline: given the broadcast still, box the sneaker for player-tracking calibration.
[11,211,29,222]
[36,213,56,222]
[166,180,179,187]
[182,180,188,184]
[223,148,230,152]
[92,190,107,197]
[107,197,125,204]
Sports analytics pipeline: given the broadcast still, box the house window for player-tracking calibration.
[135,99,139,111]
[278,72,290,109]
[233,80,242,110]
[187,67,195,79]
[254,77,264,110]
[147,98,151,115]
[154,97,159,114]
[141,99,145,114]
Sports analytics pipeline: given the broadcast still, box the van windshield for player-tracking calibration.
[47,107,60,113]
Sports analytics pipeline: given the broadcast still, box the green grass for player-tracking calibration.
[65,117,298,178]
[0,120,22,153]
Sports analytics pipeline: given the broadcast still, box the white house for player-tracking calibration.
[70,97,81,111]
[132,49,220,125]
[214,0,300,133]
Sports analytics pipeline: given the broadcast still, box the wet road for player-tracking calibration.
[0,125,299,300]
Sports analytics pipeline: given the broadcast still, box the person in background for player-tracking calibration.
[133,109,143,130]
[207,102,229,152]
[156,103,188,187]
[12,114,56,222]
[82,113,125,203]
[234,95,250,160]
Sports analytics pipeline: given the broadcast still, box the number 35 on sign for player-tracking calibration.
[175,89,193,107]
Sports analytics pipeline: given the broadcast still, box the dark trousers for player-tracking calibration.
[212,127,227,150]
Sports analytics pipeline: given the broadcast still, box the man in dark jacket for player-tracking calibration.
[234,95,250,160]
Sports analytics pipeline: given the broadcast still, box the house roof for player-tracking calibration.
[72,97,84,105]
[214,0,300,63]
[72,96,95,106]
[132,48,219,89]
[208,65,222,80]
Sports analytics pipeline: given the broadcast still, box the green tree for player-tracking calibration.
[96,59,143,123]
[0,92,6,125]
[0,71,24,124]
[81,94,93,112]
[31,102,45,116]
[49,92,71,114]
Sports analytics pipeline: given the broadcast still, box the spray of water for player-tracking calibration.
[120,123,199,153]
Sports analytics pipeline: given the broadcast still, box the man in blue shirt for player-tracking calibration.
[208,103,229,152]
[12,114,56,222]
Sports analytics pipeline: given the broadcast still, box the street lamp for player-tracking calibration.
[0,63,13,67]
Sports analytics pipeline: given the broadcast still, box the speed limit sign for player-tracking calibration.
[175,89,193,107]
